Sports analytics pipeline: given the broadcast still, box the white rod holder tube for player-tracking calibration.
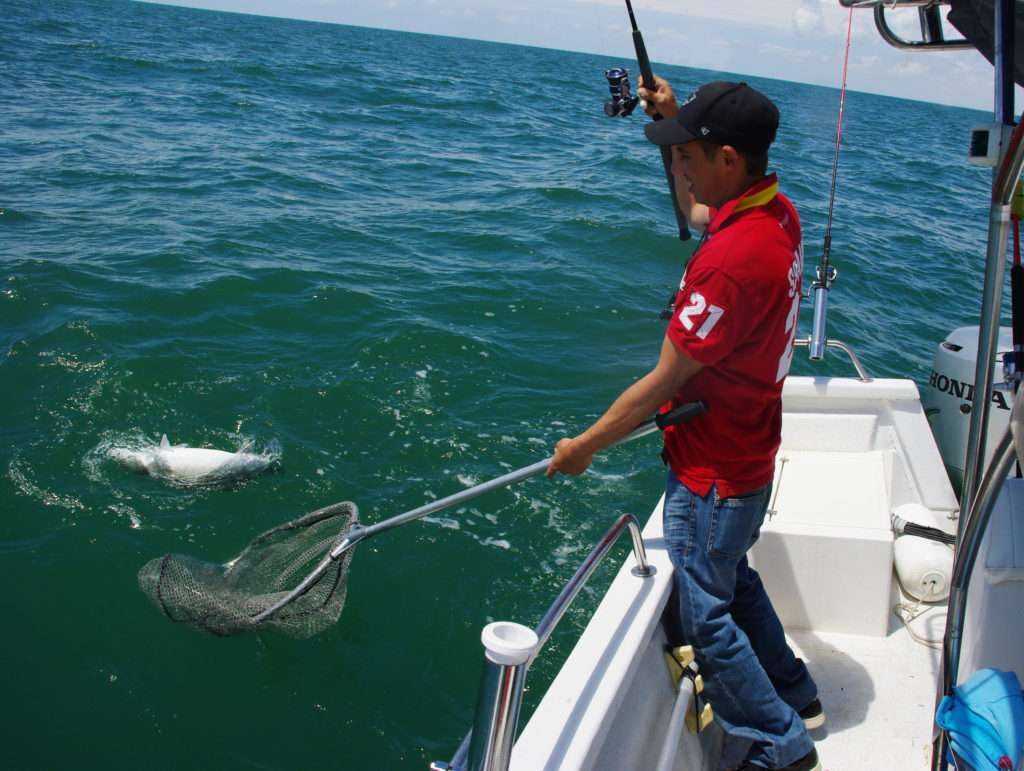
[467,622,538,771]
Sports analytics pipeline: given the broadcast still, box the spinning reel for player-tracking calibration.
[604,67,640,117]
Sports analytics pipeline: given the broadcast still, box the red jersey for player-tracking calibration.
[662,174,802,497]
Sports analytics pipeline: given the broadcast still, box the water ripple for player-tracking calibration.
[0,0,997,767]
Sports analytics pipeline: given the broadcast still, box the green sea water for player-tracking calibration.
[0,0,998,768]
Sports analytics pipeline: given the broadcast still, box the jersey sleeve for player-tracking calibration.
[666,266,745,366]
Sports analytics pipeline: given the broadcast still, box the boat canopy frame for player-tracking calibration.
[839,0,974,52]
[839,0,1024,82]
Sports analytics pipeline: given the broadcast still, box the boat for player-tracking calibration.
[429,2,1024,769]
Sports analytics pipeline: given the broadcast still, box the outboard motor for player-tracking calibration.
[922,325,1013,493]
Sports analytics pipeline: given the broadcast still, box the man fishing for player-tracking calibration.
[546,77,822,771]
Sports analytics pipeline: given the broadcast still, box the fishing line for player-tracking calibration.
[808,5,854,361]
[821,5,855,277]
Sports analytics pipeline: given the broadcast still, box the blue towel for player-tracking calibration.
[936,668,1024,770]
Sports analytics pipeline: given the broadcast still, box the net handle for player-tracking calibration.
[252,402,705,623]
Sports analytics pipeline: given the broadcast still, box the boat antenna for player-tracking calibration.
[809,5,854,361]
[624,0,691,242]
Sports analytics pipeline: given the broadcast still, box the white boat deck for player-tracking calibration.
[512,376,961,771]
[513,501,948,771]
[788,606,945,771]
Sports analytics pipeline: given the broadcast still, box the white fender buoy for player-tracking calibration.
[894,535,954,602]
[892,504,955,602]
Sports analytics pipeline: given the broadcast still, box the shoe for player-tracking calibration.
[735,748,821,771]
[799,698,826,730]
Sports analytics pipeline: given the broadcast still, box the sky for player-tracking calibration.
[142,0,1019,112]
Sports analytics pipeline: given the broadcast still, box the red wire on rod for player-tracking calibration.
[834,7,854,159]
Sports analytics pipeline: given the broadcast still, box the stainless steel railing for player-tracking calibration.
[431,513,654,771]
[960,62,1024,528]
[794,336,872,382]
[532,512,652,654]
[837,0,971,52]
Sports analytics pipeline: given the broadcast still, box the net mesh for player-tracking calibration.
[138,501,358,638]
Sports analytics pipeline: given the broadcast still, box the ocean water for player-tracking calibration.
[0,0,997,768]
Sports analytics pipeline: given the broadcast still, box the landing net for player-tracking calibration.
[138,501,358,638]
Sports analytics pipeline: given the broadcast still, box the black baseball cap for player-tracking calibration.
[645,81,779,154]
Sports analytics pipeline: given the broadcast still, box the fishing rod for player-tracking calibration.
[603,0,690,242]
[809,5,854,361]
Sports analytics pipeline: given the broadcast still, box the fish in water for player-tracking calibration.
[109,435,279,487]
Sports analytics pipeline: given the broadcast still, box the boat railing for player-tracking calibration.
[794,336,872,382]
[430,512,655,771]
[838,0,971,52]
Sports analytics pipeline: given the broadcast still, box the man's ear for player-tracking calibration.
[719,144,742,169]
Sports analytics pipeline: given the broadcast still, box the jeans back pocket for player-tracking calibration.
[708,485,771,560]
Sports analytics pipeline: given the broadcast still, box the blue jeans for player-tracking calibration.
[662,472,817,769]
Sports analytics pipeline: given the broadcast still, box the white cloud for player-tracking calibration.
[759,41,817,63]
[896,60,927,76]
[794,6,821,35]
[792,0,830,35]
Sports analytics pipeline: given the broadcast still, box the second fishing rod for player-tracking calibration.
[602,0,691,243]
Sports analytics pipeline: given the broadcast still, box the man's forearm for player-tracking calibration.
[546,335,703,477]
[574,368,677,456]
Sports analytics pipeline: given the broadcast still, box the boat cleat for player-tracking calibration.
[686,698,714,734]
[664,644,696,687]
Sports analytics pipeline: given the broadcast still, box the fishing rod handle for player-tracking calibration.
[625,0,655,94]
[656,400,707,430]
[633,30,656,105]
[624,1,689,239]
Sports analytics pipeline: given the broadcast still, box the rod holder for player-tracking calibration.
[808,264,837,362]
[808,285,830,361]
[441,513,655,771]
[467,622,538,771]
